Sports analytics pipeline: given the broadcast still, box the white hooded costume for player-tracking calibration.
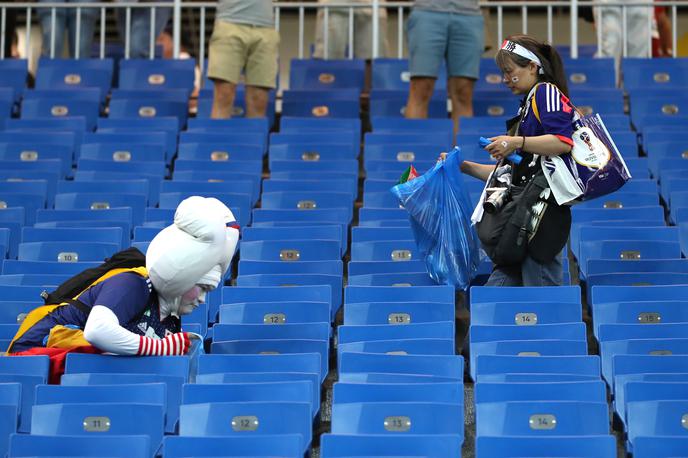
[83,196,239,355]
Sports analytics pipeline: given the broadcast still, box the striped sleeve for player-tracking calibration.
[533,83,575,146]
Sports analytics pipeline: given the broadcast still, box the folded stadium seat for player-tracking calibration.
[20,88,101,130]
[0,208,24,259]
[9,435,150,458]
[470,301,582,326]
[0,192,45,225]
[261,190,354,210]
[347,272,439,287]
[17,241,118,263]
[587,272,688,297]
[644,140,684,175]
[602,337,688,386]
[578,240,682,278]
[264,177,357,200]
[369,89,448,118]
[34,210,132,250]
[79,139,165,164]
[0,179,51,209]
[343,301,454,326]
[604,337,688,383]
[357,207,407,226]
[280,115,361,135]
[164,435,303,458]
[1,260,98,276]
[622,57,688,91]
[0,159,68,184]
[21,226,122,250]
[469,323,587,381]
[611,355,688,403]
[271,128,356,146]
[572,226,678,263]
[219,285,331,326]
[338,339,455,359]
[35,58,114,96]
[243,225,343,248]
[475,58,508,93]
[470,285,581,306]
[0,143,73,179]
[35,383,166,414]
[31,403,164,456]
[351,226,414,243]
[345,284,454,305]
[289,58,365,90]
[587,259,688,279]
[188,116,269,136]
[347,261,429,277]
[338,322,454,348]
[331,401,463,437]
[238,259,342,277]
[183,380,315,417]
[370,116,453,138]
[252,207,352,227]
[571,206,664,228]
[351,239,419,263]
[268,142,358,162]
[338,353,462,384]
[0,355,49,432]
[178,141,264,164]
[179,401,311,453]
[173,158,262,180]
[5,117,87,147]
[240,240,341,262]
[163,180,259,208]
[475,436,617,458]
[332,381,462,406]
[76,158,167,180]
[197,353,320,386]
[570,89,625,115]
[281,89,360,118]
[364,158,435,176]
[563,57,617,89]
[474,355,601,383]
[627,400,688,451]
[54,191,146,227]
[475,380,606,405]
[0,394,18,457]
[591,283,688,308]
[117,58,195,93]
[219,301,330,326]
[364,142,446,166]
[592,297,688,337]
[372,58,448,90]
[642,127,684,155]
[57,179,151,208]
[96,117,178,160]
[612,363,688,425]
[236,274,342,319]
[634,436,688,458]
[0,227,8,258]
[321,434,461,458]
[473,92,521,117]
[476,400,610,437]
[628,92,688,131]
[180,130,267,155]
[619,156,650,178]
[108,98,188,130]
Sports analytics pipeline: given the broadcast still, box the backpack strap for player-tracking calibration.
[7,267,149,354]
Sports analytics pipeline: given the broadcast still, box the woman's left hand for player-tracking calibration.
[486,136,518,161]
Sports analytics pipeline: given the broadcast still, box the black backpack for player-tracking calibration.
[41,247,146,306]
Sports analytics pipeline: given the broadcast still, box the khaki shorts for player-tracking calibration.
[207,20,279,89]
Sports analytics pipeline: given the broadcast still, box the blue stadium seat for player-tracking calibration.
[282,89,360,118]
[179,401,311,452]
[162,180,258,207]
[633,436,688,458]
[17,241,118,262]
[97,117,178,155]
[268,142,358,162]
[369,89,447,118]
[183,381,314,416]
[35,58,114,95]
[79,142,165,164]
[0,404,16,457]
[212,322,329,342]
[598,323,688,345]
[475,436,617,458]
[218,285,331,324]
[338,353,462,385]
[117,58,195,92]
[65,353,189,381]
[345,285,454,304]
[475,355,601,383]
[0,261,95,278]
[163,435,303,458]
[74,170,161,206]
[263,179,356,200]
[573,226,679,261]
[240,240,341,262]
[5,118,86,152]
[177,142,263,163]
[372,58,448,90]
[331,402,463,436]
[0,59,27,100]
[612,355,688,394]
[58,179,152,206]
[60,372,183,434]
[565,58,616,88]
[108,98,188,129]
[602,338,688,385]
[574,192,657,209]
[0,193,45,225]
[627,400,688,448]
[252,208,351,226]
[20,89,100,130]
[347,272,438,286]
[592,300,688,338]
[476,401,609,436]
[0,143,72,177]
[470,285,581,305]
[21,226,123,249]
[243,225,343,248]
[347,260,426,276]
[76,158,166,179]
[0,285,47,302]
[261,191,354,217]
[471,301,581,326]
[320,433,461,458]
[344,301,453,325]
[622,58,688,90]
[197,354,320,384]
[338,321,454,347]
[618,380,688,427]
[35,383,166,410]
[578,240,682,278]
[0,356,49,432]
[8,434,149,458]
[364,142,444,164]
[269,159,358,176]
[31,403,164,456]
[475,380,606,404]
[289,58,365,90]
[332,381,462,405]
[0,274,70,286]
[337,338,454,357]
[350,240,420,262]
[219,301,330,325]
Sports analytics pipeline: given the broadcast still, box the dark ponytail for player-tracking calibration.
[496,35,569,98]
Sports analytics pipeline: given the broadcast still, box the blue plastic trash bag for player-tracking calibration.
[390,147,482,290]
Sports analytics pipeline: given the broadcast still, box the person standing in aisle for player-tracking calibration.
[404,0,484,134]
[207,0,279,119]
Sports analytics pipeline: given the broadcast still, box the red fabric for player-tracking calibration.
[11,346,101,384]
[137,332,190,356]
[555,135,574,147]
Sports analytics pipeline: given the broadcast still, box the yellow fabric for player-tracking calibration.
[530,82,544,124]
[45,325,91,349]
[7,267,149,353]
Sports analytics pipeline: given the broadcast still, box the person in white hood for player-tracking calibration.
[9,197,239,355]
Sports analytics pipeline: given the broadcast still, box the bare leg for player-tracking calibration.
[210,79,236,119]
[405,76,436,119]
[244,85,270,118]
[448,76,475,135]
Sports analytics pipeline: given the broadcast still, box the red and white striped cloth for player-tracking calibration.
[137,332,190,356]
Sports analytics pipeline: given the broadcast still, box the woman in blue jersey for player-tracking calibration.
[9,196,239,356]
[460,35,575,286]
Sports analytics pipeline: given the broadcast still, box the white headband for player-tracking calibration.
[501,40,545,75]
